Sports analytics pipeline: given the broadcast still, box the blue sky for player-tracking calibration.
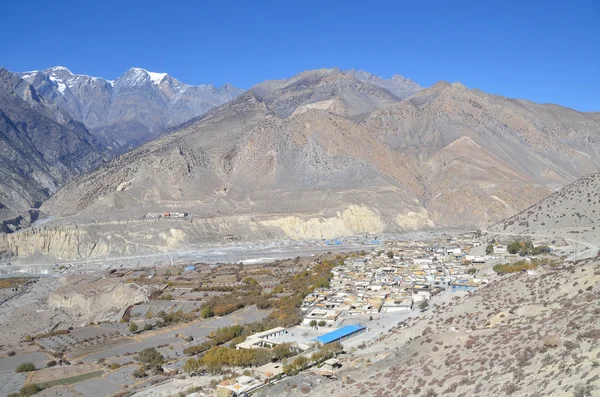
[1,0,598,111]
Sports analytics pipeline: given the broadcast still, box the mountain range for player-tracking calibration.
[0,68,108,230]
[0,66,598,260]
[0,66,245,230]
[17,66,244,150]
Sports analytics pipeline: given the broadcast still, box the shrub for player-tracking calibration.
[133,367,147,378]
[18,383,43,397]
[136,348,164,371]
[564,340,580,350]
[573,384,595,397]
[129,323,138,333]
[15,362,36,373]
[318,320,326,327]
[200,306,214,319]
[543,336,561,348]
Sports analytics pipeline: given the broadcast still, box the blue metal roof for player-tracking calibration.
[315,324,366,344]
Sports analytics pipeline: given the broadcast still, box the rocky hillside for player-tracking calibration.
[17,66,244,149]
[490,173,599,233]
[2,68,599,260]
[0,69,108,229]
[264,257,600,397]
[488,173,600,258]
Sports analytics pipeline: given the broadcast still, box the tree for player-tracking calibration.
[129,323,138,333]
[508,241,522,254]
[467,268,477,275]
[136,348,164,372]
[292,356,309,370]
[318,320,326,327]
[485,244,494,255]
[200,306,214,319]
[419,300,429,311]
[387,251,394,259]
[272,343,294,361]
[309,320,318,328]
[182,358,202,374]
[15,362,35,373]
[243,277,258,286]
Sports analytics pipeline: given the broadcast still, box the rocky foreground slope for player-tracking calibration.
[1,68,599,260]
[264,257,600,397]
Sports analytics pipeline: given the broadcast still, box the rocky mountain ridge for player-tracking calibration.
[1,67,598,261]
[0,68,109,229]
[17,66,244,149]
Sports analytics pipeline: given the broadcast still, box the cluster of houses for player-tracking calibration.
[301,238,489,322]
[144,211,189,219]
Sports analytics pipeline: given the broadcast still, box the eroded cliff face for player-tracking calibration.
[0,226,109,260]
[0,203,435,261]
[48,277,148,325]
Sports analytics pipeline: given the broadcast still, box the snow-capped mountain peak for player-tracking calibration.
[14,66,245,149]
[48,66,73,74]
[146,71,168,84]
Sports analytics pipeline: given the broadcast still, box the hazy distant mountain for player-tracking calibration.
[0,68,107,227]
[17,66,244,150]
[346,69,422,99]
[251,68,402,119]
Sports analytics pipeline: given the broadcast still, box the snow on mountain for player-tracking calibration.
[16,66,245,149]
[146,71,168,84]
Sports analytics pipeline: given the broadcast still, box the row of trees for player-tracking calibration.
[183,343,296,374]
[493,260,538,274]
[487,241,551,256]
[283,342,343,376]
[184,321,289,356]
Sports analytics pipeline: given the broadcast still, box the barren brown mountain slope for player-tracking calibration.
[1,69,599,260]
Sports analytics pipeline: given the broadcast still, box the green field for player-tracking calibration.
[38,370,104,388]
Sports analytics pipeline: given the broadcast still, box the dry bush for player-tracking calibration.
[543,335,561,348]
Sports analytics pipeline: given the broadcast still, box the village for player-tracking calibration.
[0,232,562,397]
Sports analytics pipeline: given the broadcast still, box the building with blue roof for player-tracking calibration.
[314,324,366,344]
